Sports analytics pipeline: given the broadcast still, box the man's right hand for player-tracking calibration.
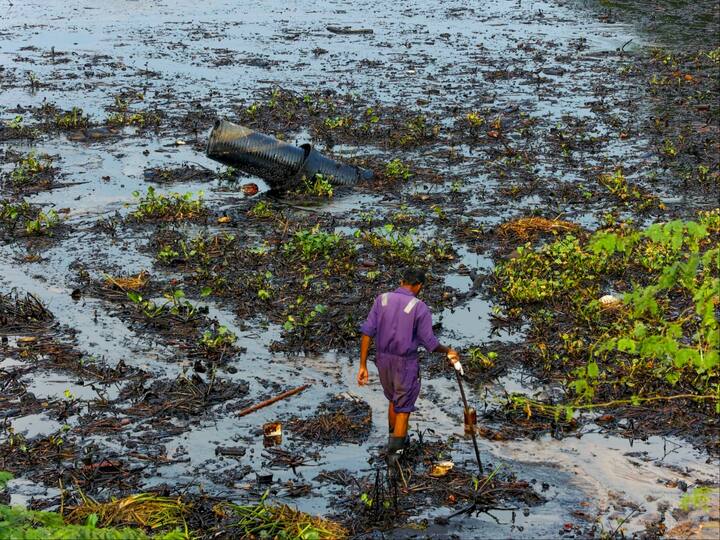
[447,349,464,376]
[357,366,369,385]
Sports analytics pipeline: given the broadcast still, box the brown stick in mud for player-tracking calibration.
[236,384,311,417]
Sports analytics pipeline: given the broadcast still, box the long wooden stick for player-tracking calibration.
[236,384,311,417]
[455,370,484,475]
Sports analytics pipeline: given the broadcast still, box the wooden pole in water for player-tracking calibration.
[236,383,311,417]
[455,370,484,475]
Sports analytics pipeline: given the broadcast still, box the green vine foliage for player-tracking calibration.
[495,211,720,414]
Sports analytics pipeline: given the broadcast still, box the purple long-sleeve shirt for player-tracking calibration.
[360,287,440,358]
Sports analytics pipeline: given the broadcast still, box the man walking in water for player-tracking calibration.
[357,268,463,466]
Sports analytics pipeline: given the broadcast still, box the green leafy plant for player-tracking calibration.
[7,115,23,129]
[25,209,59,235]
[55,107,89,129]
[127,291,165,319]
[200,325,237,350]
[357,224,416,263]
[0,472,13,491]
[598,168,663,211]
[10,151,53,186]
[384,159,412,181]
[283,302,327,332]
[106,110,161,128]
[467,349,497,370]
[249,201,273,219]
[323,116,352,129]
[284,226,344,261]
[298,174,334,197]
[679,487,718,512]
[157,245,180,264]
[131,187,206,221]
[466,111,485,127]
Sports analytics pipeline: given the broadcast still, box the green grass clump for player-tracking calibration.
[219,497,348,539]
[0,504,184,540]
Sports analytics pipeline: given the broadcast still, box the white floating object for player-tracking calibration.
[599,294,621,308]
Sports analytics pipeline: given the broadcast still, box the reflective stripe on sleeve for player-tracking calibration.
[381,293,389,307]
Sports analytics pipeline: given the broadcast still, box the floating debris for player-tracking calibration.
[289,394,372,444]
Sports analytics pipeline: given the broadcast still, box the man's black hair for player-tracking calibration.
[402,268,426,286]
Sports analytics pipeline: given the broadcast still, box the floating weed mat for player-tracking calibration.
[9,337,139,384]
[289,394,372,444]
[497,216,580,243]
[0,431,76,485]
[4,150,58,194]
[123,374,248,419]
[0,290,54,332]
[214,497,348,539]
[67,492,189,533]
[0,199,65,241]
[494,212,720,451]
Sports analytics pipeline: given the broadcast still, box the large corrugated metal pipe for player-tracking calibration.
[206,119,373,189]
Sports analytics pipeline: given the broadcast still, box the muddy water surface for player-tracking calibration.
[1,0,718,538]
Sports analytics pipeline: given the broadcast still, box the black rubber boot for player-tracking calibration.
[389,427,410,446]
[386,436,405,468]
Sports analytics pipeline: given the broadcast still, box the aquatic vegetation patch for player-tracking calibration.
[6,150,56,190]
[105,93,163,129]
[295,173,334,198]
[384,158,413,181]
[54,106,90,130]
[0,199,62,239]
[356,224,455,265]
[494,213,720,444]
[597,168,664,212]
[130,187,207,222]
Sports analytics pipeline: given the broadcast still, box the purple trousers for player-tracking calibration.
[375,353,421,413]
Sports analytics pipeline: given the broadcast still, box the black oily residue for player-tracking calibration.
[0,0,718,537]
